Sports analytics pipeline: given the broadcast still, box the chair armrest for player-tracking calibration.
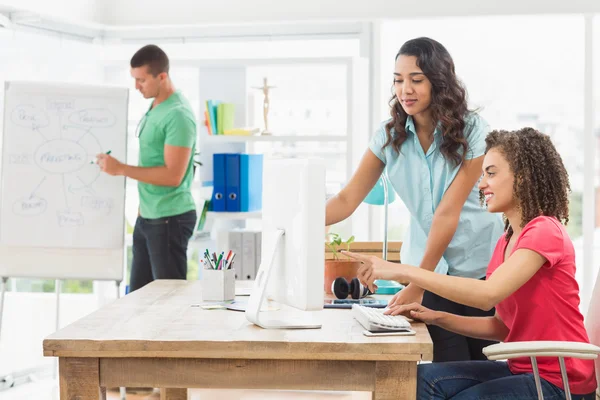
[483,341,600,361]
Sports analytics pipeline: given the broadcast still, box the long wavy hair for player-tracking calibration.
[384,37,471,166]
[479,128,571,240]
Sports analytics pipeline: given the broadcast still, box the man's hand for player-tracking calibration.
[387,302,440,325]
[97,153,125,176]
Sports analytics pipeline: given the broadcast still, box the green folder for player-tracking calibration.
[217,103,235,135]
[217,103,224,135]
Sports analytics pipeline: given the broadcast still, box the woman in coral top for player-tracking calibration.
[344,127,597,399]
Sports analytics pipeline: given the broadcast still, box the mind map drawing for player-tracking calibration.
[9,102,116,227]
[1,85,127,250]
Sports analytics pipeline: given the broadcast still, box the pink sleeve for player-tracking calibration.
[515,217,564,268]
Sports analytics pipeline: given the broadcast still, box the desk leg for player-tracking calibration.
[373,361,417,400]
[59,357,103,399]
[160,388,188,400]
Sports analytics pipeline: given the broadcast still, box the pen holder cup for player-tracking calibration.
[201,268,235,301]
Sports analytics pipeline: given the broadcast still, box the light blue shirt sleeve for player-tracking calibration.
[368,122,390,165]
[464,113,490,160]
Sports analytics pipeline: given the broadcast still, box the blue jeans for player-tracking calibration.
[130,210,197,293]
[417,360,596,400]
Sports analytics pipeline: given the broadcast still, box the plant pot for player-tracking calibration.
[324,259,362,294]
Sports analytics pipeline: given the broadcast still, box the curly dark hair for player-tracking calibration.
[479,127,571,240]
[384,37,471,166]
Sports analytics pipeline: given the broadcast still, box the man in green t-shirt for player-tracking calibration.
[97,44,197,293]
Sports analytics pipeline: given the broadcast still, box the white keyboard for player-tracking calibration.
[352,304,412,332]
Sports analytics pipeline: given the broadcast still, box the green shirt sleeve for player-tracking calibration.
[164,108,196,148]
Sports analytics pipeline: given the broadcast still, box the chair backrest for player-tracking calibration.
[584,270,600,387]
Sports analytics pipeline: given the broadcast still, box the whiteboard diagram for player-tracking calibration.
[1,82,128,249]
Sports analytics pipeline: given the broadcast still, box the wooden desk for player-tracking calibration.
[44,280,432,400]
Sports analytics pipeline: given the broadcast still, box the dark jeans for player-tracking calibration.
[417,360,596,400]
[130,210,197,293]
[422,277,498,362]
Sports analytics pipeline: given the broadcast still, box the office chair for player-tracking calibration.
[483,271,600,400]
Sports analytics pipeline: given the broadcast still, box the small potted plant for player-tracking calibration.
[324,233,362,294]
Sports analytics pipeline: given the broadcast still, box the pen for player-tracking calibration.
[203,254,213,269]
[204,249,210,267]
[216,252,223,270]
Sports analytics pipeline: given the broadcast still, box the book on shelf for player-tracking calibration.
[223,127,260,136]
[204,110,212,135]
[204,100,236,135]
[204,100,260,136]
[217,103,235,134]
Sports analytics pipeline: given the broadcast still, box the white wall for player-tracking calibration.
[99,0,600,26]
[0,0,100,23]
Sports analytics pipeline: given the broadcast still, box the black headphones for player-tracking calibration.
[332,277,372,300]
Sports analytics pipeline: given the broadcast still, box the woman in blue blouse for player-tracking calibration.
[325,37,504,362]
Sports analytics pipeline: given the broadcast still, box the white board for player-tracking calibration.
[0,81,128,281]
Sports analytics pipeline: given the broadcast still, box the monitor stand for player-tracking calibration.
[245,229,322,329]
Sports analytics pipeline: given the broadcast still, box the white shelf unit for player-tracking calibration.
[193,57,368,192]
[191,56,369,243]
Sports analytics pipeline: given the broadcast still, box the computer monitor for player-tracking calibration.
[245,157,325,329]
